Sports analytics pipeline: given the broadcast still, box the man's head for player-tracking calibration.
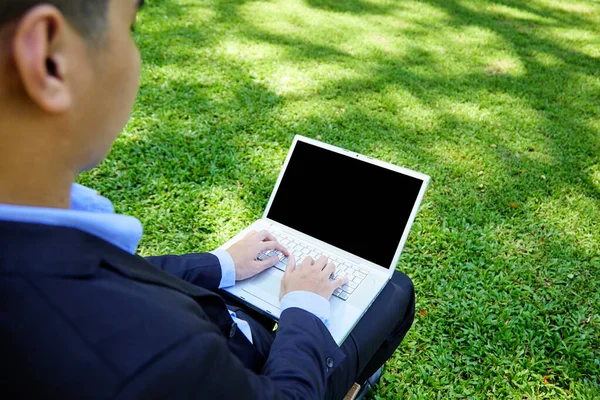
[0,0,144,207]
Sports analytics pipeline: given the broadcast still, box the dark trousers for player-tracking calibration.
[226,270,416,400]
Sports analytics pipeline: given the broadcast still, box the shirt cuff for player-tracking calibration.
[210,250,236,289]
[280,291,331,328]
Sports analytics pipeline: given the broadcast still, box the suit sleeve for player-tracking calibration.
[144,253,222,291]
[116,309,345,400]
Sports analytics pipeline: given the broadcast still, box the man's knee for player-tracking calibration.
[391,271,415,299]
[391,271,415,321]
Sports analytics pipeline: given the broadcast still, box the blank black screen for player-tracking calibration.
[267,141,424,267]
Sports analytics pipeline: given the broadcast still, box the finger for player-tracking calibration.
[313,256,328,270]
[245,230,257,238]
[259,240,289,256]
[285,254,296,275]
[330,275,348,290]
[257,230,277,242]
[321,262,335,278]
[280,256,291,300]
[280,245,291,257]
[301,256,315,267]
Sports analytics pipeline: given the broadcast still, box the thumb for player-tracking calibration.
[257,255,280,271]
[285,254,296,275]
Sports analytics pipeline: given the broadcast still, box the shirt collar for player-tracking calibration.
[0,184,143,254]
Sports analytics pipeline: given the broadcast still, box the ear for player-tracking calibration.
[12,5,73,113]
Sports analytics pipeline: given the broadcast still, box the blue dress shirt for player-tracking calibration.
[0,184,330,344]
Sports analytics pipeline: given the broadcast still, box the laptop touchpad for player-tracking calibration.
[243,269,283,308]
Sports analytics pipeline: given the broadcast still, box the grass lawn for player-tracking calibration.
[79,0,599,398]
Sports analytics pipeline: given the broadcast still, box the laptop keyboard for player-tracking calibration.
[257,230,369,301]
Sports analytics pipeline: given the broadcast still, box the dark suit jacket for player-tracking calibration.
[0,222,344,399]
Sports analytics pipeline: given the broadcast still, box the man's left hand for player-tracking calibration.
[226,230,289,281]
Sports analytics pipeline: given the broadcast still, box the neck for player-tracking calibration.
[0,156,75,210]
[0,106,78,209]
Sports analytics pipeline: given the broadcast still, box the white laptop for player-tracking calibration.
[219,135,429,345]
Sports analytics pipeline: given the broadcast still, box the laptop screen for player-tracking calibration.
[267,140,424,268]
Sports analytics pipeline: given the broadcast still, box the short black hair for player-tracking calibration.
[0,0,110,38]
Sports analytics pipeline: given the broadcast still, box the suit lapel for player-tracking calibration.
[101,247,205,297]
[101,249,269,370]
[99,243,235,333]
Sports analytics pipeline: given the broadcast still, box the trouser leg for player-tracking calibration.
[326,271,416,399]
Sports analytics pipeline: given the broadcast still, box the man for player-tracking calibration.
[0,1,415,399]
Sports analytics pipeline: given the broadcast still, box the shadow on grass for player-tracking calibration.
[304,0,395,15]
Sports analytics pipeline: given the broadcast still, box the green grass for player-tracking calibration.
[79,0,599,398]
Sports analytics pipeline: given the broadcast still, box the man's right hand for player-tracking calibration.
[279,255,348,300]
